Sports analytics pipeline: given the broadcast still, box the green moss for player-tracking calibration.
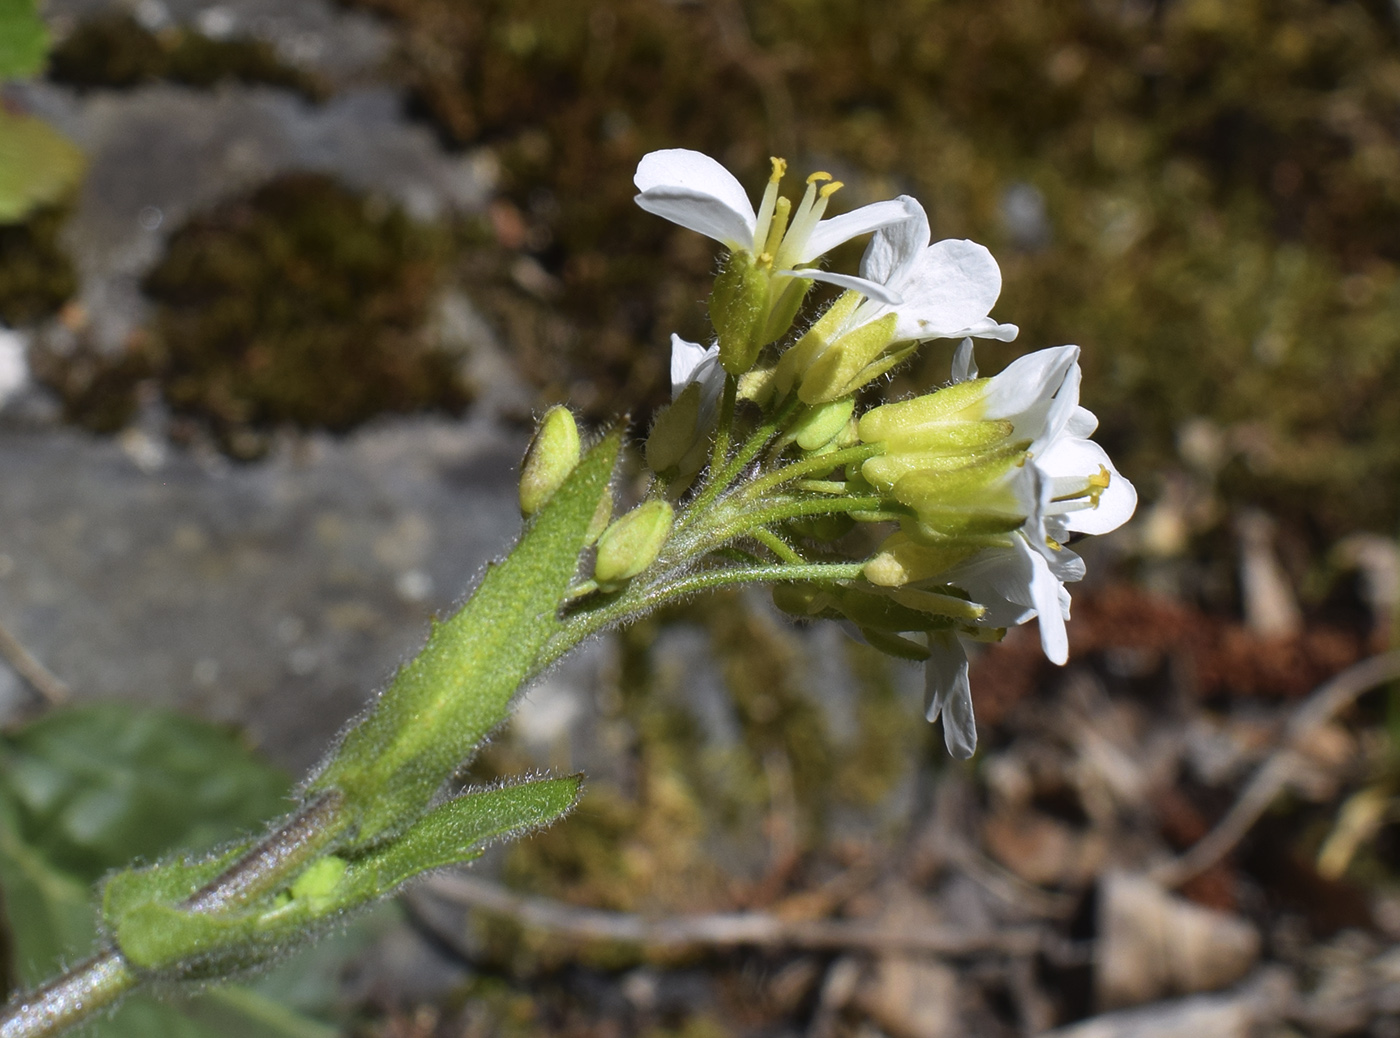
[136,173,469,457]
[47,13,327,100]
[0,204,77,326]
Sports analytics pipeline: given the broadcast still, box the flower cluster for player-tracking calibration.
[527,148,1137,760]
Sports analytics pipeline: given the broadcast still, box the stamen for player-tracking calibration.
[753,157,788,253]
[762,196,791,260]
[774,179,823,269]
[819,180,844,199]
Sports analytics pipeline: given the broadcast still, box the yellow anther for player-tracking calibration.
[1046,535,1064,552]
[1089,465,1111,488]
[769,157,787,182]
[757,251,774,267]
[819,180,844,199]
[806,171,833,185]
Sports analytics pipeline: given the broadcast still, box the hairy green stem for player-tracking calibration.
[687,395,802,517]
[0,793,350,1038]
[752,527,806,564]
[708,374,739,478]
[742,442,881,500]
[0,951,136,1038]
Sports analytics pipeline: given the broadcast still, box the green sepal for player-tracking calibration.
[761,275,813,345]
[859,628,934,661]
[106,777,581,976]
[646,384,701,474]
[309,433,618,848]
[790,397,856,452]
[832,586,937,634]
[797,312,897,404]
[711,250,769,374]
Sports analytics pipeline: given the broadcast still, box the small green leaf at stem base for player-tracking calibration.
[106,776,580,976]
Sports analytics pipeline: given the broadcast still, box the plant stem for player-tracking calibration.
[708,374,738,478]
[0,792,350,1038]
[0,951,136,1038]
[687,395,802,517]
[742,443,881,500]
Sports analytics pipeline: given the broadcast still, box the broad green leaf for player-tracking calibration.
[0,703,291,882]
[312,432,618,845]
[109,775,581,973]
[0,0,47,79]
[0,704,341,1036]
[0,111,84,223]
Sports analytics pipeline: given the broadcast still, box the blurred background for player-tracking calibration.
[2,0,1400,1035]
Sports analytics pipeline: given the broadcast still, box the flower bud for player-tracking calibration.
[519,405,581,516]
[594,500,674,585]
[774,291,861,396]
[798,312,898,404]
[864,532,979,587]
[646,383,702,473]
[790,397,855,451]
[711,250,770,374]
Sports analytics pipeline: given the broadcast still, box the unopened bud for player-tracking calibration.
[711,250,770,375]
[798,312,898,404]
[774,291,861,396]
[771,582,837,618]
[594,500,674,585]
[864,532,978,587]
[519,406,581,516]
[791,397,855,451]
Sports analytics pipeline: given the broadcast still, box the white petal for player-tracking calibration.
[1066,405,1098,438]
[634,149,756,248]
[669,334,711,395]
[889,239,1008,343]
[925,633,977,758]
[940,545,1038,627]
[956,316,1020,342]
[950,338,978,383]
[1038,437,1138,535]
[857,196,929,285]
[787,268,904,305]
[797,198,915,264]
[979,346,1079,435]
[635,189,756,250]
[1024,539,1069,664]
[1046,545,1086,583]
[1032,361,1082,455]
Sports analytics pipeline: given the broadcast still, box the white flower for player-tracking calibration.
[669,334,725,427]
[633,149,908,299]
[880,343,1136,758]
[805,196,1019,344]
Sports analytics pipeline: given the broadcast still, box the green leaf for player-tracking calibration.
[0,110,85,224]
[1,703,291,883]
[109,775,581,974]
[0,705,351,1037]
[0,0,47,79]
[311,432,618,846]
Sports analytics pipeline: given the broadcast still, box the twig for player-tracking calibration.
[415,873,1046,957]
[0,617,70,706]
[1151,649,1400,889]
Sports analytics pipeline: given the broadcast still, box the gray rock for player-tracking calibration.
[0,415,527,774]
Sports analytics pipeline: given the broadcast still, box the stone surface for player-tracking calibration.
[0,415,527,773]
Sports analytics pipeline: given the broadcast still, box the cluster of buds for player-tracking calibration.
[519,149,1136,759]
